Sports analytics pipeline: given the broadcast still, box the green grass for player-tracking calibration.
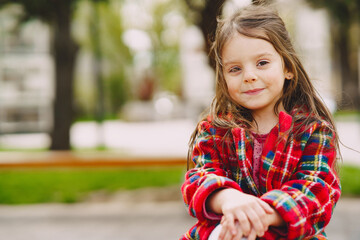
[0,167,185,204]
[334,110,360,121]
[0,164,358,205]
[339,164,360,196]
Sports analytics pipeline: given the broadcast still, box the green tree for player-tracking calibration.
[74,0,132,122]
[95,1,132,116]
[305,0,360,110]
[150,1,184,95]
[0,0,107,150]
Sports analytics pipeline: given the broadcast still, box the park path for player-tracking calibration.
[0,186,358,240]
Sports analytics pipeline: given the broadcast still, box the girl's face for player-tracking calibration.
[222,32,293,117]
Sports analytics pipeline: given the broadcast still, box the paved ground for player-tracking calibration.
[0,187,358,240]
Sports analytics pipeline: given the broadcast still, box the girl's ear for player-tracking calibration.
[285,71,294,80]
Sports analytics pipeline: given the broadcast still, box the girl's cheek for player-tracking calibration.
[227,83,236,93]
[227,78,238,87]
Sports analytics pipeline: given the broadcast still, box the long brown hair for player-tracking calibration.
[188,4,340,169]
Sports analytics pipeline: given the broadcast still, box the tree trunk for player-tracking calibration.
[334,21,360,110]
[91,2,105,148]
[199,0,225,69]
[91,3,105,124]
[50,1,78,150]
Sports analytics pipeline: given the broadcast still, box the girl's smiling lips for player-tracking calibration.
[243,88,264,95]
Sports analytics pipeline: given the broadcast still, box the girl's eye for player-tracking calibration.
[257,60,269,67]
[229,66,241,73]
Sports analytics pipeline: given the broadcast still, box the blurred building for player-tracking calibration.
[0,7,53,134]
[180,26,215,119]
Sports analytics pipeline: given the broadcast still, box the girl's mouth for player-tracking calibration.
[244,88,264,95]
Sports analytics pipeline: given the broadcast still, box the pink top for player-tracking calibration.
[251,132,268,189]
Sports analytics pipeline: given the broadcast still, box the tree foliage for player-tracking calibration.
[74,0,132,121]
[150,1,184,95]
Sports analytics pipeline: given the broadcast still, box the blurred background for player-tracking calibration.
[0,0,358,239]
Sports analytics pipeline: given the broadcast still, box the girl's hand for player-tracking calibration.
[219,201,285,240]
[219,219,257,240]
[219,217,258,240]
[266,208,285,227]
[208,188,275,240]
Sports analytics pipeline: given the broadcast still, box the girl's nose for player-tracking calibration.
[244,78,256,83]
[243,70,257,83]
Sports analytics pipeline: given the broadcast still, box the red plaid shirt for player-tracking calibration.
[181,111,341,240]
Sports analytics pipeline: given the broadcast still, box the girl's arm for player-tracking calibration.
[260,121,341,239]
[182,121,242,222]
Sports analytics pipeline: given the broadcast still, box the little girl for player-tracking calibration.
[181,4,341,240]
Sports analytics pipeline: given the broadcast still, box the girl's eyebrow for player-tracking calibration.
[223,52,274,66]
[253,52,274,59]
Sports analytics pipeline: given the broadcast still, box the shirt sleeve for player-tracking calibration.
[181,121,242,221]
[260,121,341,239]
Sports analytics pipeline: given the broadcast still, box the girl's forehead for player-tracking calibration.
[221,31,285,66]
[224,28,268,44]
[221,29,269,54]
[222,32,274,54]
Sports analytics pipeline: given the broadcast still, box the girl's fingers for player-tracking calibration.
[231,221,243,240]
[224,214,237,235]
[245,208,266,236]
[221,215,226,225]
[219,215,237,240]
[220,222,237,240]
[258,199,275,214]
[234,212,251,236]
[218,223,227,240]
[247,228,257,240]
[223,227,235,240]
[254,202,270,224]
